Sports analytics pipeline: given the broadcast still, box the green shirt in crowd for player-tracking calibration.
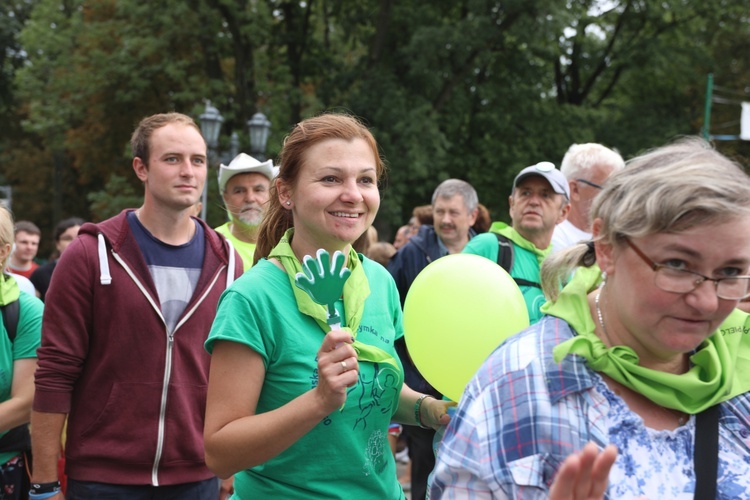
[0,278,43,464]
[206,256,405,499]
[215,222,256,271]
[462,223,550,324]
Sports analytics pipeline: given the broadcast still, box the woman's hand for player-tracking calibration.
[420,397,457,430]
[218,476,234,500]
[549,442,618,500]
[314,329,359,412]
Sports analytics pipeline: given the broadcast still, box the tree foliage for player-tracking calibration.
[1,0,748,254]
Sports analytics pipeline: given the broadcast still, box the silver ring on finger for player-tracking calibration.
[341,361,348,371]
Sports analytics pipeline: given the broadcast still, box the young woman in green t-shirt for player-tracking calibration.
[204,113,454,499]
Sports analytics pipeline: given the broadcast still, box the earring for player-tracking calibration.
[599,271,607,288]
[286,201,291,206]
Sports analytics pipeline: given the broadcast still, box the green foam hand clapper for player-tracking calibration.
[294,249,351,329]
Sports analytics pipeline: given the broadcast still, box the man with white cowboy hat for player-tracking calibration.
[216,152,278,270]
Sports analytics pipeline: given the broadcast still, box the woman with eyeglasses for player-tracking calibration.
[431,137,750,499]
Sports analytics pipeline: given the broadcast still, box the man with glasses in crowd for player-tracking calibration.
[550,143,624,254]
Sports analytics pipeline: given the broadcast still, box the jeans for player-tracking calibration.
[66,477,220,500]
[403,425,436,500]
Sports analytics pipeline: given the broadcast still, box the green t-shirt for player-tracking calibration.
[462,231,547,324]
[215,222,256,271]
[206,257,405,499]
[0,290,43,463]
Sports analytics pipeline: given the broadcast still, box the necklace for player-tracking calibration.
[595,288,615,347]
[675,411,688,426]
[596,288,689,427]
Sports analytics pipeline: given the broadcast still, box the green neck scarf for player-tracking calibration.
[268,229,398,370]
[0,273,20,307]
[547,266,750,413]
[490,222,551,266]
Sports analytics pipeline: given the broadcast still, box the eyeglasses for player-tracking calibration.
[624,238,750,300]
[576,178,604,190]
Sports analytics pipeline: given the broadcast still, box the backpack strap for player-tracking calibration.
[513,278,542,289]
[694,404,720,499]
[494,233,541,289]
[494,233,514,274]
[0,299,31,455]
[0,299,20,342]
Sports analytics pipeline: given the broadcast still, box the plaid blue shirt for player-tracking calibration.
[430,315,750,499]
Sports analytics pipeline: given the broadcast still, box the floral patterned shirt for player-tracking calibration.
[430,315,750,499]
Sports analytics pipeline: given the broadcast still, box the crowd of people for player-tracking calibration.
[431,137,750,499]
[2,109,749,500]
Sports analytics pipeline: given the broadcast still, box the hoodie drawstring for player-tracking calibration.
[98,233,112,285]
[225,239,236,288]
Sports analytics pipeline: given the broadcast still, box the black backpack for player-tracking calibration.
[494,233,541,289]
[0,299,33,455]
[0,300,20,342]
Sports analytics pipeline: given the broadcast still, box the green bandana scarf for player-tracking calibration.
[268,229,399,370]
[547,266,750,414]
[490,222,551,266]
[0,273,21,307]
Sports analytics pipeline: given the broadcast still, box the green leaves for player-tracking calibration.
[1,0,747,259]
[87,174,142,221]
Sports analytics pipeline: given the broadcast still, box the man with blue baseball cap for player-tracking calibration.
[463,161,570,324]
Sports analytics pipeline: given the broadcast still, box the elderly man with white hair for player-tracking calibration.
[551,143,625,253]
[215,153,279,270]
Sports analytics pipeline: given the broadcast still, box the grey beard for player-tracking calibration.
[235,211,263,227]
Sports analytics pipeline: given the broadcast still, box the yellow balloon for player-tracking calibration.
[403,253,529,402]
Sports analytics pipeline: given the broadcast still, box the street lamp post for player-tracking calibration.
[197,101,272,221]
[0,185,11,210]
[199,101,224,220]
[247,112,272,162]
[199,101,224,150]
